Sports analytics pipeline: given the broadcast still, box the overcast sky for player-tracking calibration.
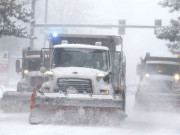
[35,0,178,84]
[90,0,177,24]
[85,0,178,83]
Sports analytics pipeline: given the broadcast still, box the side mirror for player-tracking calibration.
[16,60,21,73]
[40,67,46,73]
[103,73,111,82]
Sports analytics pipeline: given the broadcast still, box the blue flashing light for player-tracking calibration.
[52,32,58,38]
[146,52,150,57]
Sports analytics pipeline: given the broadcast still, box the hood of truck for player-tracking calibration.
[144,74,173,81]
[51,67,106,79]
[42,67,113,94]
[140,74,175,93]
[27,71,43,77]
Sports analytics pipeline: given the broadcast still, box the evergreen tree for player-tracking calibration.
[0,0,32,38]
[157,0,180,54]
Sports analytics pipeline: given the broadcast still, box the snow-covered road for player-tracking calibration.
[0,86,180,135]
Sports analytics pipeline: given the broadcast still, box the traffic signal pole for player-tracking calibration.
[34,23,157,29]
[30,21,162,49]
[34,19,162,35]
[43,0,48,48]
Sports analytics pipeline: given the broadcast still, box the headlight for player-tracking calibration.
[24,70,29,74]
[96,73,106,81]
[145,73,150,78]
[96,73,105,78]
[45,71,53,75]
[45,71,54,77]
[174,74,180,81]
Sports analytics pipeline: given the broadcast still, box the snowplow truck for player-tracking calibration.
[1,49,48,112]
[135,54,180,110]
[29,34,127,125]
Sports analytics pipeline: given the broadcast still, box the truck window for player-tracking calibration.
[146,63,179,76]
[26,58,41,71]
[52,48,109,71]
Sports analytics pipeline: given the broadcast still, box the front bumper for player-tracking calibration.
[35,93,123,109]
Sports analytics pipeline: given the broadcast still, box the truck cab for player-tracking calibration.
[16,50,45,92]
[137,55,180,92]
[1,50,49,112]
[43,44,114,95]
[135,54,180,109]
[43,34,126,98]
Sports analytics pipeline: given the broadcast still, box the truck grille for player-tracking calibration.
[57,78,92,93]
[30,76,44,89]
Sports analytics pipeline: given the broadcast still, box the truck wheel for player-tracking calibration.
[17,83,24,92]
[17,83,21,92]
[17,86,22,92]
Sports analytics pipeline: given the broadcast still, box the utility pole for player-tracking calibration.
[45,0,48,23]
[30,0,36,49]
[43,0,48,48]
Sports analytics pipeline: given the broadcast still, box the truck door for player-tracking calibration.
[41,48,53,70]
[110,51,122,92]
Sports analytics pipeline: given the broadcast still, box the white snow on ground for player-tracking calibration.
[0,85,180,135]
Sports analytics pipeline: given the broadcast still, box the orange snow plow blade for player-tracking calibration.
[29,93,127,125]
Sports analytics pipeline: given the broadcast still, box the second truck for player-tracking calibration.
[1,49,48,112]
[135,54,180,110]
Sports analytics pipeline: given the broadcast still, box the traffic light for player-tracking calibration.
[118,20,126,35]
[154,19,162,35]
[155,19,162,27]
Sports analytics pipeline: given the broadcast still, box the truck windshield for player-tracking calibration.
[26,58,41,71]
[146,63,180,76]
[52,48,109,71]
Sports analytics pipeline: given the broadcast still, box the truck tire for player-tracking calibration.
[17,83,25,92]
[17,83,21,92]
